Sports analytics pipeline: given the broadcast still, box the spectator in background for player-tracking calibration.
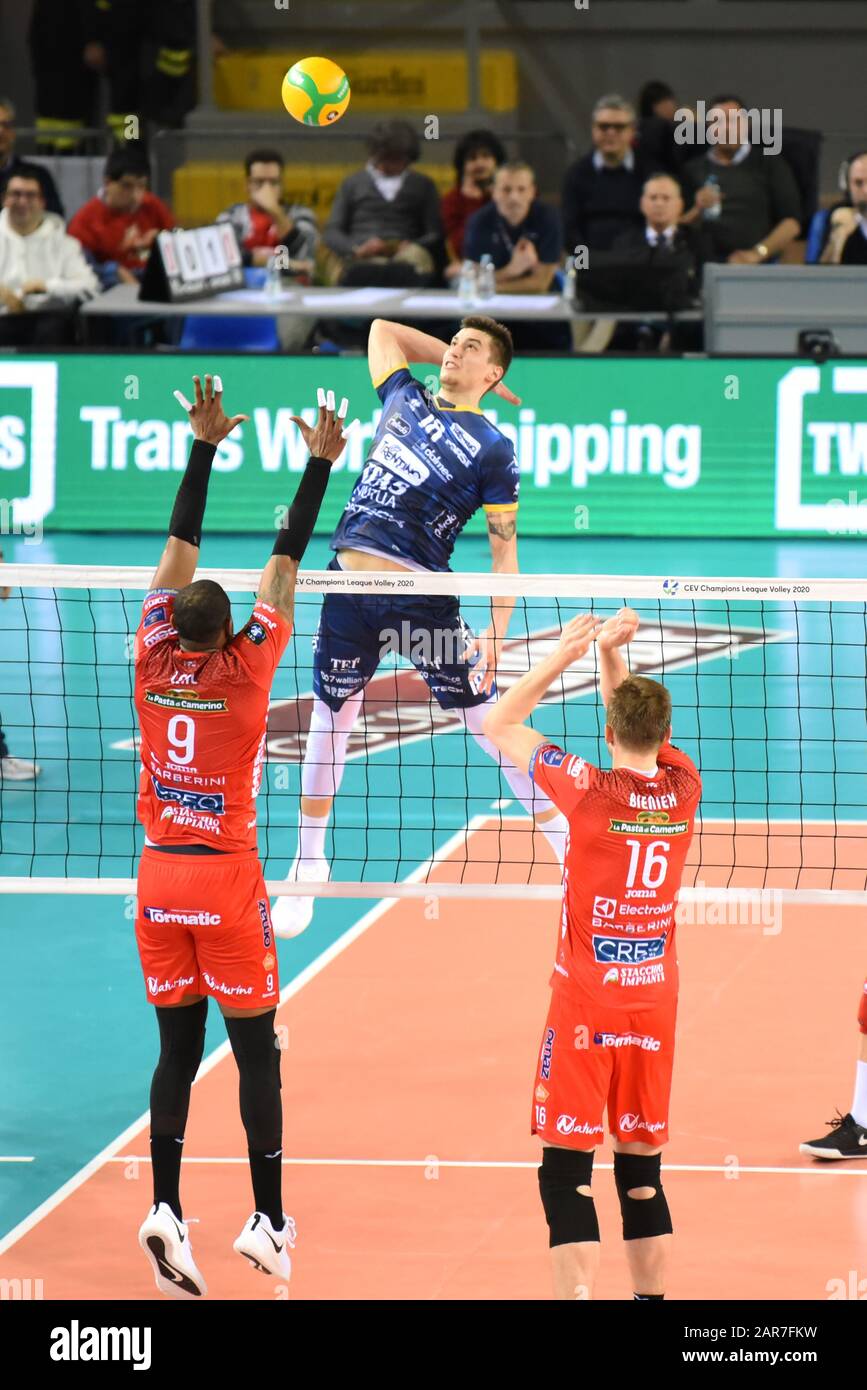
[0,549,40,780]
[0,98,64,217]
[441,128,507,279]
[0,168,98,346]
[820,152,867,265]
[323,120,442,286]
[99,0,196,140]
[561,94,660,253]
[27,0,104,155]
[680,96,801,264]
[636,80,691,177]
[638,81,678,124]
[609,173,703,351]
[464,161,568,352]
[68,144,174,288]
[218,149,317,279]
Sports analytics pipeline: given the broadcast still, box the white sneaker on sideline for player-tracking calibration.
[271,859,329,938]
[0,755,41,781]
[138,1203,207,1299]
[233,1211,296,1280]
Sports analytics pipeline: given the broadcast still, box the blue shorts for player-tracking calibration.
[312,557,493,712]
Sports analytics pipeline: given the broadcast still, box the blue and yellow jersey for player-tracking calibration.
[330,365,519,571]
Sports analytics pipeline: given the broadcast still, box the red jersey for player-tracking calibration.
[68,192,175,269]
[530,738,702,1011]
[133,589,291,852]
[441,186,489,259]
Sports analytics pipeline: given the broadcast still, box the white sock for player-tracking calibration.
[297,810,330,866]
[851,1059,867,1127]
[536,811,569,866]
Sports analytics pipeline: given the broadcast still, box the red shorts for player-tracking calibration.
[135,847,278,1010]
[531,986,677,1148]
[859,979,867,1035]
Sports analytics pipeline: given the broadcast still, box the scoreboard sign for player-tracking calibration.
[139,224,244,303]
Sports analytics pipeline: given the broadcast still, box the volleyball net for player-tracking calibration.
[1,565,865,905]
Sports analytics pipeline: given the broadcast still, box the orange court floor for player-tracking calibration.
[0,821,864,1301]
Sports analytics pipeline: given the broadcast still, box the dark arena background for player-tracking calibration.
[0,0,866,1347]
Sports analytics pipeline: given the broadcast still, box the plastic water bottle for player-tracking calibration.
[562,255,577,303]
[478,253,496,301]
[265,251,282,296]
[702,174,722,221]
[458,259,478,307]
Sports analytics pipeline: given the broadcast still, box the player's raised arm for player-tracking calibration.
[596,607,640,708]
[257,389,352,627]
[483,613,602,774]
[150,374,248,592]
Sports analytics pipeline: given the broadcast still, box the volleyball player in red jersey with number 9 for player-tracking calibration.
[133,372,350,1298]
[484,607,702,1301]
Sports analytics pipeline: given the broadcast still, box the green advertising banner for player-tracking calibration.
[1,355,866,537]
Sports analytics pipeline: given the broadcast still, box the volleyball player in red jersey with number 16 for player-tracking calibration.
[133,372,351,1299]
[484,607,702,1302]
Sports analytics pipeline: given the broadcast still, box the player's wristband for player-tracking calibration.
[273,455,333,561]
[168,438,217,547]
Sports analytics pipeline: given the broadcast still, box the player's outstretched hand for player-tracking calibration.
[493,379,521,407]
[291,389,357,464]
[555,613,603,667]
[173,374,249,445]
[596,607,640,651]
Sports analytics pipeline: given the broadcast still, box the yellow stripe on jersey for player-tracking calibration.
[483,503,519,513]
[435,397,484,414]
[371,361,409,390]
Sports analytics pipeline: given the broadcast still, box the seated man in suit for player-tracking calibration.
[603,174,702,351]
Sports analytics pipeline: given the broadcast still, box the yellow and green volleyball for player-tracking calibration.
[281,57,351,127]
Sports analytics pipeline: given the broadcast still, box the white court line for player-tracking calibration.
[0,1157,34,1163]
[0,819,482,1257]
[104,1156,867,1177]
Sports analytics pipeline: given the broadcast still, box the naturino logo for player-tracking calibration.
[0,360,57,531]
[775,365,867,532]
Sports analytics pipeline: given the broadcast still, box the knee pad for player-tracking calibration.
[301,693,363,798]
[224,1010,281,1082]
[613,1152,672,1240]
[155,997,207,1075]
[224,1010,282,1150]
[538,1146,600,1248]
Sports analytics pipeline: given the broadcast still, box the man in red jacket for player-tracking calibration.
[68,144,174,286]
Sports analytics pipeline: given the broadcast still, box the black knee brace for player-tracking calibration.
[538,1146,600,1248]
[150,998,208,1135]
[613,1152,673,1240]
[224,1010,282,1151]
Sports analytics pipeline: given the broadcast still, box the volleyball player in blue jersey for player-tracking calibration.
[272,315,569,936]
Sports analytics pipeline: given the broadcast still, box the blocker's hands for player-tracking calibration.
[173,374,249,445]
[290,388,358,464]
[596,606,640,651]
[555,612,604,666]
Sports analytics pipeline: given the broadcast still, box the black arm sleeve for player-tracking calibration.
[168,438,217,547]
[272,455,333,561]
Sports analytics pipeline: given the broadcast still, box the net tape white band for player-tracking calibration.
[2,565,867,603]
[0,879,864,906]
